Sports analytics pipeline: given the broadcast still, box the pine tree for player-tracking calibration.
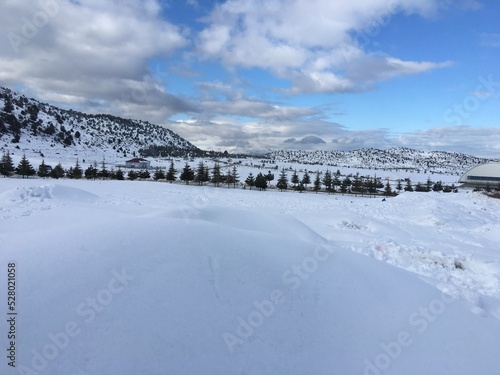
[225,170,234,188]
[203,165,210,184]
[98,158,109,179]
[364,177,377,194]
[384,180,393,196]
[301,172,311,191]
[415,182,426,192]
[166,160,177,183]
[68,159,82,179]
[194,161,206,186]
[1,150,15,177]
[139,170,151,179]
[291,170,299,188]
[396,179,403,192]
[333,173,341,191]
[51,163,65,179]
[115,168,125,180]
[352,172,362,194]
[433,181,443,192]
[231,165,239,188]
[322,170,332,194]
[37,160,51,178]
[265,170,275,186]
[340,177,350,194]
[85,165,98,180]
[154,168,166,181]
[180,163,194,184]
[276,168,288,191]
[313,171,321,193]
[255,172,268,191]
[128,170,138,180]
[16,154,36,178]
[245,172,255,190]
[426,177,433,192]
[211,162,222,187]
[74,159,83,179]
[404,179,413,192]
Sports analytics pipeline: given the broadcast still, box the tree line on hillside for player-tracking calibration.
[1,151,464,195]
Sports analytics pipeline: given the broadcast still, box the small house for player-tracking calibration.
[125,158,150,169]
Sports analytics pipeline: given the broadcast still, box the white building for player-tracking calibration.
[459,163,500,187]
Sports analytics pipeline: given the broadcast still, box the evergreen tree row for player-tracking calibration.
[178,162,240,188]
[248,168,460,195]
[0,151,462,195]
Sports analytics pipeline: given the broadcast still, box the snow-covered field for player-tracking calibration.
[1,177,500,374]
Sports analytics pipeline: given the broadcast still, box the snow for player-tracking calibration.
[1,178,500,374]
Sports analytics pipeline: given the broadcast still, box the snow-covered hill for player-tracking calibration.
[0,87,199,162]
[1,179,500,374]
[268,148,499,175]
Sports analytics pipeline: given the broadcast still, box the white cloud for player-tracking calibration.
[460,0,483,11]
[169,115,500,158]
[394,126,500,157]
[481,33,500,48]
[200,99,319,120]
[0,0,192,123]
[196,0,453,94]
[186,0,200,9]
[168,115,392,154]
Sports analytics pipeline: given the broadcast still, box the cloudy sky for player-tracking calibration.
[1,0,500,156]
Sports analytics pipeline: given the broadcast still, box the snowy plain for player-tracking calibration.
[1,176,500,375]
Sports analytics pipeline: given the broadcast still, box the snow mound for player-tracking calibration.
[49,184,101,202]
[165,205,326,244]
[0,185,53,203]
[0,184,100,220]
[0,184,99,204]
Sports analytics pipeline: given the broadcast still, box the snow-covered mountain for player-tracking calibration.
[0,87,200,162]
[268,148,499,175]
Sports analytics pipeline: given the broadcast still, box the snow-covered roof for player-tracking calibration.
[459,162,500,184]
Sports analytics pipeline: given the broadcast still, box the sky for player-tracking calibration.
[1,0,500,157]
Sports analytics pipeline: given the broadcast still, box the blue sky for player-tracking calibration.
[1,0,500,156]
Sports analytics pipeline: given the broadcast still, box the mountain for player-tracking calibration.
[0,87,200,162]
[267,148,499,175]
